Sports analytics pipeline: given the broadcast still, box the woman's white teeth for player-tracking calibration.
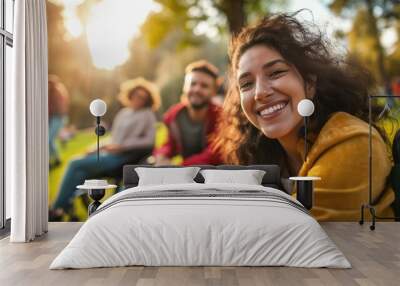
[260,103,286,116]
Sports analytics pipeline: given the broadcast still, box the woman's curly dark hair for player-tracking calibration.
[213,11,387,169]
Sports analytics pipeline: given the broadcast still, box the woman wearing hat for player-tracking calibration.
[50,77,161,220]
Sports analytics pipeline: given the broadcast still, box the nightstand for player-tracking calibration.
[77,180,117,215]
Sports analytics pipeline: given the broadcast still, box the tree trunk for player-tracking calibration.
[365,0,387,83]
[219,0,246,35]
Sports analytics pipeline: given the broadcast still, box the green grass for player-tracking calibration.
[49,130,98,220]
[49,124,169,221]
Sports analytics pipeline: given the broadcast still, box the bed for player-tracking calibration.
[50,165,350,269]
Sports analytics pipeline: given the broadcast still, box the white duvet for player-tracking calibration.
[50,183,351,269]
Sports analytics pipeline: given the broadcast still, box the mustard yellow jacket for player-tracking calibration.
[295,112,394,221]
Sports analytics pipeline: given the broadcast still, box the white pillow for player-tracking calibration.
[135,167,201,186]
[200,169,266,185]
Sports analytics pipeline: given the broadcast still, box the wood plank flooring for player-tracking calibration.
[0,222,399,286]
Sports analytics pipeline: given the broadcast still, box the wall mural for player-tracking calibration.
[47,0,400,222]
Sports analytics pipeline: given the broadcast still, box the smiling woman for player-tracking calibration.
[213,12,395,221]
[62,0,159,70]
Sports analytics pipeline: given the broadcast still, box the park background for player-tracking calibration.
[47,0,400,221]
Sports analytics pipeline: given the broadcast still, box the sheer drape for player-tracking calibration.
[7,0,48,242]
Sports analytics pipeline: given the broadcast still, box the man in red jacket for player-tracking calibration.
[154,60,222,166]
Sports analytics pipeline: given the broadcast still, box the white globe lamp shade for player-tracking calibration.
[90,99,107,117]
[297,99,315,117]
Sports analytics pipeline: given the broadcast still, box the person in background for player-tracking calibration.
[59,124,77,148]
[48,75,70,169]
[213,12,395,221]
[392,77,400,99]
[49,77,161,221]
[385,80,395,108]
[153,60,222,166]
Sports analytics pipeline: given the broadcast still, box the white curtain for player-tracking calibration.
[7,0,48,242]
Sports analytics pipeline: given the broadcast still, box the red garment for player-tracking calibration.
[392,80,400,97]
[154,102,222,165]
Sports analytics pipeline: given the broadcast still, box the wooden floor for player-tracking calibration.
[0,222,399,286]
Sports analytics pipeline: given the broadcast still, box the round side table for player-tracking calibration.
[77,181,117,216]
[289,176,321,210]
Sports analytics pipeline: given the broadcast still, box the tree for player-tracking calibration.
[48,0,271,125]
[327,0,400,83]
[47,1,73,77]
[141,0,287,49]
[386,4,400,78]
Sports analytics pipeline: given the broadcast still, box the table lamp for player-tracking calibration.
[89,99,107,162]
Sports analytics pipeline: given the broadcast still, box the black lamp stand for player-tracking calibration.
[94,116,106,162]
[87,116,106,215]
[304,116,309,160]
[88,189,106,216]
[359,95,400,230]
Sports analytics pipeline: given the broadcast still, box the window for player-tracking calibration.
[0,0,14,231]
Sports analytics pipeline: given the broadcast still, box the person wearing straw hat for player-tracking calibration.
[50,77,161,221]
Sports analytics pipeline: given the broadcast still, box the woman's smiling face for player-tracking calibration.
[237,44,312,140]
